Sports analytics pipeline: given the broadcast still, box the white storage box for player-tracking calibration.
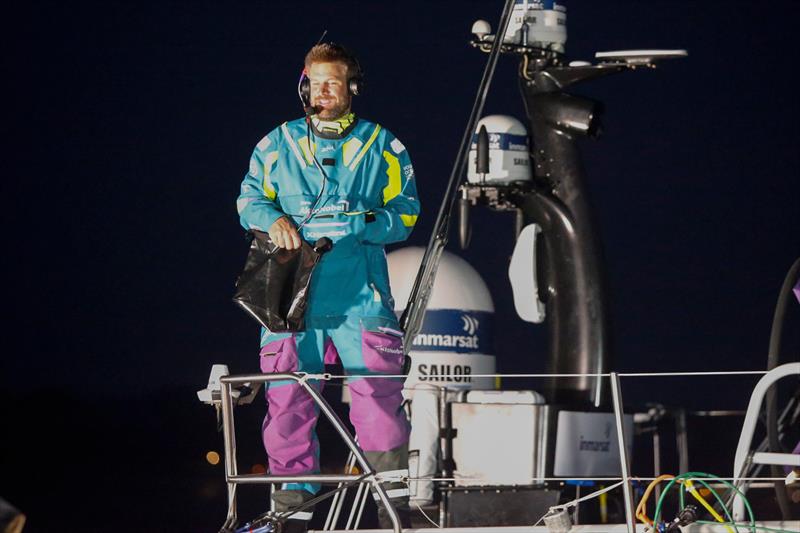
[451,391,550,486]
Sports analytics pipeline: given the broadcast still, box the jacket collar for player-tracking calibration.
[310,112,358,139]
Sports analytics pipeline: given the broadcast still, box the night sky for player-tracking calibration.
[4,1,799,531]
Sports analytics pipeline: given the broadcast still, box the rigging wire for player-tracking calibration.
[399,0,517,348]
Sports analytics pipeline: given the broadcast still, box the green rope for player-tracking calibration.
[653,472,755,533]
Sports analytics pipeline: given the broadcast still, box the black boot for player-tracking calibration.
[376,503,412,529]
[271,489,316,533]
[365,445,412,530]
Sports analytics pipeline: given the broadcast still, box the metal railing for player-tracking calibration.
[217,372,403,533]
[205,366,798,533]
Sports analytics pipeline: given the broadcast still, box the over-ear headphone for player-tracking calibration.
[298,43,364,111]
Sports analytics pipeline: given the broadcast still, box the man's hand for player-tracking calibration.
[268,217,302,250]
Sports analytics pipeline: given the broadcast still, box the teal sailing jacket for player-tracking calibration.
[237,116,420,320]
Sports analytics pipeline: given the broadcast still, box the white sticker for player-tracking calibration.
[391,138,406,154]
[305,230,346,238]
[256,135,271,151]
[403,164,415,179]
[249,158,260,177]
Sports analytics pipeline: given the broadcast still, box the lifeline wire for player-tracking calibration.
[301,369,771,381]
[697,522,800,533]
[407,476,788,483]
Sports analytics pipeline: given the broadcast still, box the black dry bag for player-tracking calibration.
[232,230,333,332]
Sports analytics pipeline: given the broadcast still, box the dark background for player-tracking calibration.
[3,1,799,531]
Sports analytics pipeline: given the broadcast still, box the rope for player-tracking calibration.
[549,480,627,511]
[532,482,628,530]
[636,475,675,526]
[413,502,441,529]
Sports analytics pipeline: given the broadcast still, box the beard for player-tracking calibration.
[315,97,351,120]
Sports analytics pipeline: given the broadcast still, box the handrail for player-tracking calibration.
[731,362,800,521]
[217,372,403,533]
[208,367,797,531]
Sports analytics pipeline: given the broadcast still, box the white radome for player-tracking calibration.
[467,114,532,185]
[387,247,494,313]
[387,247,496,394]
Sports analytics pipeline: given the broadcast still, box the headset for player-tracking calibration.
[297,42,364,113]
[294,41,364,228]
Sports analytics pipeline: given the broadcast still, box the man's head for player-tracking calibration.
[304,43,361,120]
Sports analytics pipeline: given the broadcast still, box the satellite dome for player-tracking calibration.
[387,247,493,313]
[387,247,497,391]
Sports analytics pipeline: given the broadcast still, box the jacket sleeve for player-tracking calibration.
[236,130,285,232]
[361,133,421,245]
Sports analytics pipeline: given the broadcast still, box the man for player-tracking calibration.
[236,43,420,531]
